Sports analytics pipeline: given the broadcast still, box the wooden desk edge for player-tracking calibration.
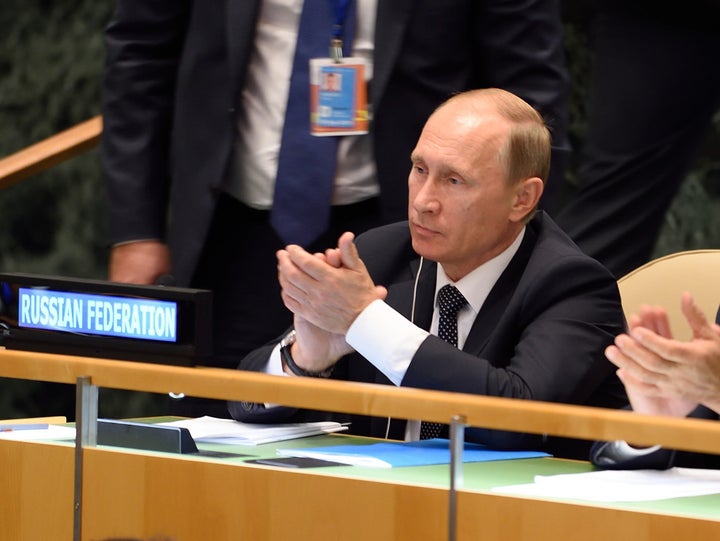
[1,347,719,455]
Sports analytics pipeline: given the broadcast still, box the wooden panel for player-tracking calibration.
[0,440,74,540]
[0,116,101,190]
[77,448,720,541]
[81,448,449,541]
[1,348,720,455]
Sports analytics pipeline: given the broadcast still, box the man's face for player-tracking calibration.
[408,102,521,281]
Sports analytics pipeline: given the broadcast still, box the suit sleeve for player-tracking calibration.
[101,1,192,245]
[227,343,303,423]
[228,338,340,424]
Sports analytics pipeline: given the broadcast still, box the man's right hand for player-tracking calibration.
[109,240,171,285]
[605,293,720,417]
[286,246,355,374]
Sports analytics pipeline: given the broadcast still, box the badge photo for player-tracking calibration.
[310,57,369,136]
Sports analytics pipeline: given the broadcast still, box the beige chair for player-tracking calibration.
[617,249,720,341]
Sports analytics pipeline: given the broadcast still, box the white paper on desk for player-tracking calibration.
[492,467,720,502]
[0,425,76,441]
[159,416,348,445]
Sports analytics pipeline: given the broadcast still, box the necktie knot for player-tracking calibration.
[437,284,468,318]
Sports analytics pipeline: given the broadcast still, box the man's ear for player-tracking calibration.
[509,177,544,222]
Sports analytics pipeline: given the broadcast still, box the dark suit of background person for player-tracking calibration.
[231,214,627,459]
[555,0,720,280]
[100,0,570,417]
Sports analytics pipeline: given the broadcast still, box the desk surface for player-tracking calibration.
[196,434,720,521]
[3,429,720,540]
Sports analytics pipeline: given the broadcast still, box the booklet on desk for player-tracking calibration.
[159,416,348,445]
[277,439,551,468]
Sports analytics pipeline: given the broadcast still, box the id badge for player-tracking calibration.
[310,57,369,136]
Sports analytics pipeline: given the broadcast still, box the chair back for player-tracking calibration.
[617,250,720,341]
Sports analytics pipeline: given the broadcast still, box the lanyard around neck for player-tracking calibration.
[329,0,353,61]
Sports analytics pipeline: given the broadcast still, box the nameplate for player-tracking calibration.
[0,272,212,365]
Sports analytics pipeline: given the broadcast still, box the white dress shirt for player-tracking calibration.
[227,0,380,208]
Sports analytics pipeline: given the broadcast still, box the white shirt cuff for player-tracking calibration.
[346,299,429,386]
[261,344,289,408]
[266,343,289,377]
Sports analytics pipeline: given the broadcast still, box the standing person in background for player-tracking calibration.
[101,0,570,417]
[556,0,720,279]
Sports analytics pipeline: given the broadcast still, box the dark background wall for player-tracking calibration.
[1,1,718,420]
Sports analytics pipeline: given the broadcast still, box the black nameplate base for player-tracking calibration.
[97,419,199,454]
[0,272,212,366]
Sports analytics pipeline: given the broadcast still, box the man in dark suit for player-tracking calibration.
[230,89,625,459]
[555,1,720,279]
[100,1,570,416]
[593,293,720,469]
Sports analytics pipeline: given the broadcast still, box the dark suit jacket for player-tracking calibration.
[101,0,570,285]
[230,212,628,458]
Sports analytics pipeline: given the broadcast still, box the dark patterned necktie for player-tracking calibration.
[271,0,355,247]
[419,284,468,440]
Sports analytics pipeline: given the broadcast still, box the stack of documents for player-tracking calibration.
[160,416,348,445]
[0,422,75,441]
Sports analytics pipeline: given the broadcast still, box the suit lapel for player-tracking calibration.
[384,225,538,354]
[372,0,416,107]
[463,226,538,353]
[226,0,262,103]
[412,258,437,331]
[385,257,436,331]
